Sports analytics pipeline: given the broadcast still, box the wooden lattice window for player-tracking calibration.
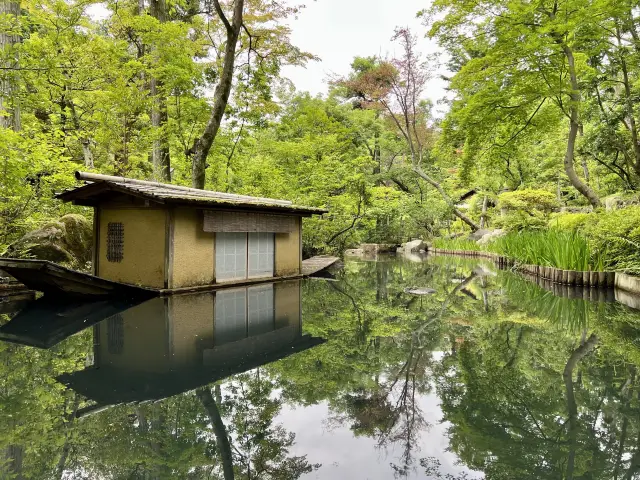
[107,222,124,263]
[107,314,124,354]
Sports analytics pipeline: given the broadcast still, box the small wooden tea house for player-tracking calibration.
[56,172,327,291]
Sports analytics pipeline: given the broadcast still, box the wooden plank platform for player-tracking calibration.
[302,256,340,276]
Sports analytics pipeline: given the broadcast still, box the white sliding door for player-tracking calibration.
[247,284,274,335]
[248,232,274,278]
[216,232,247,282]
[214,288,247,345]
[213,285,275,345]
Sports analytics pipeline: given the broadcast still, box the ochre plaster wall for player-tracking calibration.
[275,217,301,276]
[97,207,166,288]
[274,280,301,330]
[96,298,169,371]
[171,208,215,288]
[168,293,215,364]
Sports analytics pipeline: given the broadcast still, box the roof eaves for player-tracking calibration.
[56,179,326,214]
[162,196,327,215]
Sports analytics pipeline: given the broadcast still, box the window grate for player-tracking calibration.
[107,222,124,263]
[107,314,124,354]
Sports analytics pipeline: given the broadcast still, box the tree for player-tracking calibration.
[149,0,171,181]
[336,30,480,230]
[187,0,244,189]
[427,0,610,207]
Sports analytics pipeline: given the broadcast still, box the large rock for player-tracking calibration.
[7,214,92,266]
[404,239,426,253]
[402,251,427,262]
[477,229,506,246]
[360,243,398,255]
[468,229,491,241]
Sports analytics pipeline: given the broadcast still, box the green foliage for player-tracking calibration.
[492,189,559,231]
[498,189,558,212]
[493,209,549,232]
[546,207,640,273]
[548,212,591,231]
[580,207,640,274]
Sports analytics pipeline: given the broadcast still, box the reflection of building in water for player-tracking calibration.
[58,280,323,406]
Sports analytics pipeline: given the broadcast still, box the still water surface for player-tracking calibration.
[2,255,640,479]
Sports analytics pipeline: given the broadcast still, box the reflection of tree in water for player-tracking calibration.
[331,344,432,478]
[198,370,320,480]
[420,457,481,479]
[281,257,640,479]
[317,259,485,478]
[435,306,640,479]
[7,256,640,479]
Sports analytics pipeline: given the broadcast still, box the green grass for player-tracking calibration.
[432,237,482,251]
[489,230,607,271]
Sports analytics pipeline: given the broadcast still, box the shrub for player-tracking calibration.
[548,212,591,231]
[494,209,548,231]
[495,189,558,232]
[498,189,558,212]
[581,207,640,274]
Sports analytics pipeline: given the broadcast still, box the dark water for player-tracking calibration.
[2,255,640,479]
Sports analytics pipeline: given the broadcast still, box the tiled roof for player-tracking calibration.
[56,172,327,215]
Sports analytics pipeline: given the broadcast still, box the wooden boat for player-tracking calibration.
[0,256,340,299]
[0,258,156,298]
[0,297,145,348]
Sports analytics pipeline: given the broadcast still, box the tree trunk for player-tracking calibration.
[188,0,244,189]
[54,394,80,479]
[479,195,488,228]
[2,445,23,479]
[615,28,640,177]
[197,387,234,480]
[372,130,380,174]
[563,333,599,480]
[413,166,480,231]
[562,45,601,208]
[64,93,94,168]
[0,0,21,131]
[149,0,171,181]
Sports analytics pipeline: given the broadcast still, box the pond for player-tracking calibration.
[1,254,640,479]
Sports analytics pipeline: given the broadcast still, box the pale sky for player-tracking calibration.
[280,0,450,115]
[87,0,450,114]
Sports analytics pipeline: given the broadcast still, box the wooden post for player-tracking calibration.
[598,272,607,288]
[164,208,174,289]
[92,206,100,276]
[575,271,582,286]
[605,272,615,288]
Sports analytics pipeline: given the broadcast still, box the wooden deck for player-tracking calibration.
[302,256,340,276]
